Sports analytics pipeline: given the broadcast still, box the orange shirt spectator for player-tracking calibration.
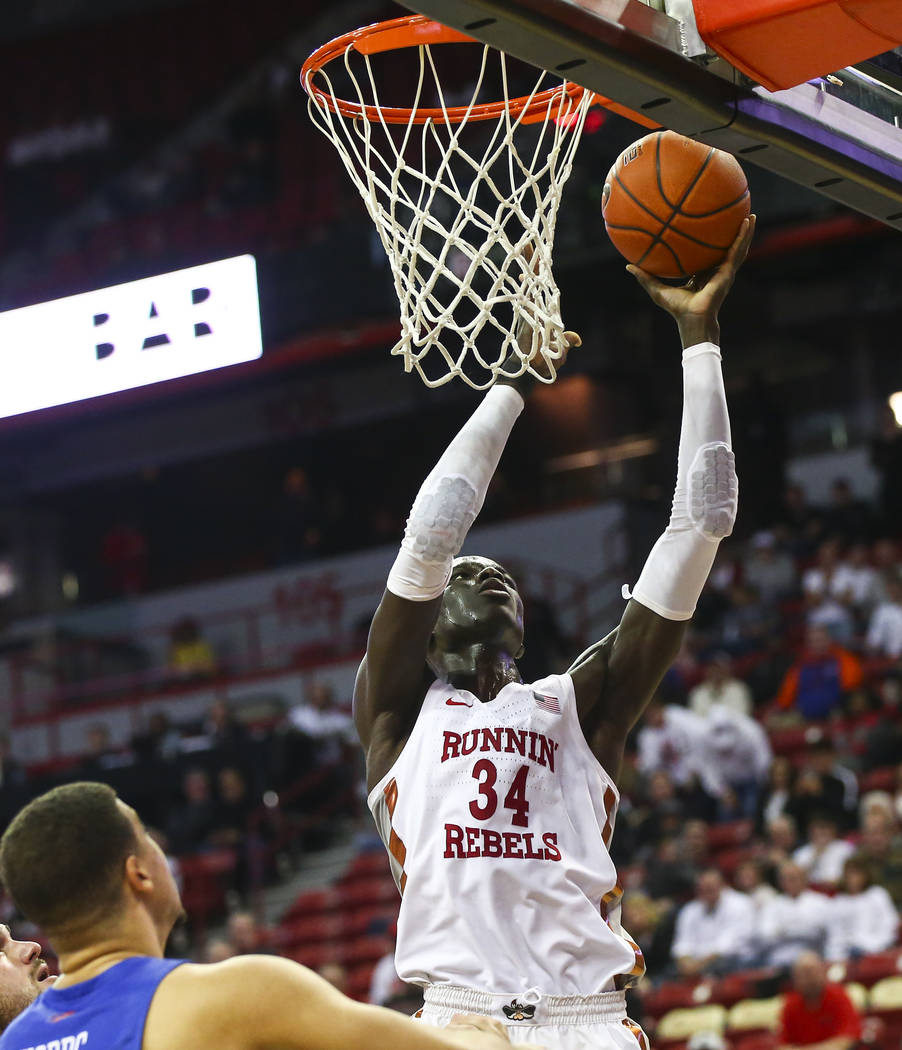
[776,626,862,721]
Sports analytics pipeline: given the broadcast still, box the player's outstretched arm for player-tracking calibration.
[145,955,521,1050]
[571,217,755,779]
[355,262,580,789]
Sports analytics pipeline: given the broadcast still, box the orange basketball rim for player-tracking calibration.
[301,13,590,126]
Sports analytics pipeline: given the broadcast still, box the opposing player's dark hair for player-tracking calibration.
[0,782,138,932]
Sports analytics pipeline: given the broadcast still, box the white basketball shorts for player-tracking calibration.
[416,985,650,1050]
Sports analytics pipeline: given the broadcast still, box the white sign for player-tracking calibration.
[0,254,262,419]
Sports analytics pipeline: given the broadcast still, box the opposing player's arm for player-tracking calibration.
[571,217,755,778]
[147,956,518,1050]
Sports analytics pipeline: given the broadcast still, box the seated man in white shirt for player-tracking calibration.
[758,860,833,969]
[791,814,855,887]
[826,856,900,961]
[671,868,756,977]
[866,572,902,659]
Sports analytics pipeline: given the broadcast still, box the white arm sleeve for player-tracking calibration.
[387,384,525,601]
[629,342,737,621]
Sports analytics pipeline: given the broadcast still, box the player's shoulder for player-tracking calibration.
[145,956,308,1049]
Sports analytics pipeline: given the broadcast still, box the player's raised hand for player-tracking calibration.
[626,214,755,347]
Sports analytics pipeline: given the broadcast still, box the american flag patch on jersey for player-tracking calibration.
[533,691,561,714]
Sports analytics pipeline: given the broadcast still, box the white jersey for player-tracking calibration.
[367,673,644,997]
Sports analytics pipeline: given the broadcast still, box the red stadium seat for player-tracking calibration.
[278,913,343,948]
[340,851,393,883]
[644,980,707,1019]
[287,944,336,971]
[339,877,399,910]
[859,766,897,793]
[338,936,386,967]
[848,950,902,987]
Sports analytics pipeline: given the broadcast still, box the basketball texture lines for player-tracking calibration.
[603,131,750,279]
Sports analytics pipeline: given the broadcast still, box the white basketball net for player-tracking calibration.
[304,35,591,389]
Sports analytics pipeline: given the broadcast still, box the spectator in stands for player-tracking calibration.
[761,814,800,881]
[369,928,407,1007]
[634,771,686,851]
[316,963,349,995]
[168,616,217,679]
[871,405,902,533]
[791,814,855,887]
[166,768,218,854]
[862,676,902,770]
[758,757,797,830]
[288,680,354,766]
[76,723,135,779]
[226,910,270,956]
[203,939,236,964]
[717,582,776,656]
[806,591,855,646]
[694,703,772,819]
[688,653,753,718]
[201,700,250,771]
[852,810,902,908]
[802,538,844,600]
[273,466,322,565]
[825,856,899,961]
[671,868,756,977]
[832,543,879,614]
[620,892,676,979]
[777,950,860,1050]
[871,539,902,603]
[637,701,702,789]
[774,625,863,722]
[210,767,254,847]
[866,571,902,659]
[895,763,902,823]
[681,819,715,873]
[0,734,27,832]
[824,478,876,546]
[643,837,697,904]
[806,741,858,826]
[758,861,832,968]
[734,858,777,908]
[777,483,824,558]
[131,711,182,765]
[743,530,798,605]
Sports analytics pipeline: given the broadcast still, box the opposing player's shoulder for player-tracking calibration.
[144,955,341,1050]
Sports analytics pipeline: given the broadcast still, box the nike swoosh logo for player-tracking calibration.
[446,699,472,707]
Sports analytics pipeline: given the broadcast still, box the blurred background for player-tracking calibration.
[0,0,901,1043]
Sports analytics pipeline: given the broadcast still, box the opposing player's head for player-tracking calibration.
[429,556,524,669]
[0,924,54,1032]
[0,783,184,956]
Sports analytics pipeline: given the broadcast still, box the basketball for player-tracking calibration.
[602,130,750,279]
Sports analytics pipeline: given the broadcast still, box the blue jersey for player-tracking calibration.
[0,956,185,1050]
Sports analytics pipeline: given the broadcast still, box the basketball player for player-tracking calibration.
[355,217,755,1049]
[0,782,526,1050]
[0,924,54,1033]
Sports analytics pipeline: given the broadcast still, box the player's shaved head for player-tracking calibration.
[0,782,138,933]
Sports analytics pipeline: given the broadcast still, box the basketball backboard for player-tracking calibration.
[401,0,902,230]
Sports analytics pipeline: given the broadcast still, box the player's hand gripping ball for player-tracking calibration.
[602,130,750,279]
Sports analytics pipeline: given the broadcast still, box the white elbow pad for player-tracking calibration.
[688,442,737,541]
[387,475,479,601]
